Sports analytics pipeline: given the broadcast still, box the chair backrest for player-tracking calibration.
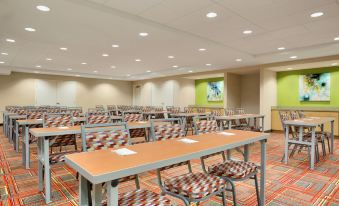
[193,118,219,135]
[150,118,185,141]
[27,111,43,119]
[225,108,234,116]
[43,113,73,128]
[278,111,290,128]
[236,108,245,114]
[290,111,299,120]
[211,108,224,116]
[184,107,194,113]
[81,123,130,152]
[87,114,112,124]
[123,113,143,122]
[298,110,305,118]
[197,107,206,113]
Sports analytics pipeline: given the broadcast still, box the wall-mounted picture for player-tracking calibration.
[207,81,224,101]
[299,73,330,101]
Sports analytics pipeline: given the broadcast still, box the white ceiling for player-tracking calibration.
[0,0,339,80]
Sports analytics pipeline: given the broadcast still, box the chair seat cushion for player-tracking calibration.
[49,151,79,164]
[103,189,172,206]
[163,172,225,199]
[208,160,258,179]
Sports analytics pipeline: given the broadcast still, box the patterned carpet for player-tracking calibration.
[0,128,338,206]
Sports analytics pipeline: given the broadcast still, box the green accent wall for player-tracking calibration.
[277,66,339,107]
[195,77,224,106]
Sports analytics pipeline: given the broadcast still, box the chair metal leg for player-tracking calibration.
[221,191,227,206]
[254,174,260,206]
[326,136,331,154]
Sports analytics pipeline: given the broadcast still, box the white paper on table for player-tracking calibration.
[218,132,235,136]
[113,148,137,156]
[58,126,69,129]
[37,119,43,121]
[177,138,199,144]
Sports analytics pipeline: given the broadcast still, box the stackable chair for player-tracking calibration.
[235,108,261,132]
[193,119,260,206]
[87,113,112,124]
[43,113,79,164]
[151,118,226,206]
[81,123,172,205]
[68,107,82,118]
[123,112,147,144]
[197,107,206,113]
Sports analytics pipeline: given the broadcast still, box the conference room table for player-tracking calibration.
[29,121,167,203]
[283,117,334,170]
[8,114,27,144]
[142,110,168,120]
[65,130,269,206]
[215,114,265,132]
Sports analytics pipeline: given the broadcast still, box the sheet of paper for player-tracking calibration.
[58,126,69,129]
[218,132,235,136]
[113,148,137,156]
[177,138,199,144]
[37,119,43,121]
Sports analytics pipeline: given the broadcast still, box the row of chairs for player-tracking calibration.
[50,117,260,205]
[278,110,331,166]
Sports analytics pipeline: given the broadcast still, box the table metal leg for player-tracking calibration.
[228,121,232,130]
[261,117,265,132]
[15,122,19,151]
[244,144,249,162]
[107,180,119,206]
[79,175,90,206]
[284,126,289,164]
[37,137,44,191]
[9,119,13,143]
[43,137,51,203]
[330,120,334,154]
[310,127,316,170]
[23,126,30,169]
[260,139,267,206]
[92,183,103,205]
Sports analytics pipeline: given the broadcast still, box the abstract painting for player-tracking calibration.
[299,73,330,101]
[207,81,224,101]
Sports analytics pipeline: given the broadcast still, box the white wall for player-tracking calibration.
[260,68,277,131]
[226,73,241,108]
[240,73,260,113]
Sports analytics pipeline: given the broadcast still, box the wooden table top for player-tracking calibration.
[65,130,269,184]
[215,114,265,120]
[283,117,335,126]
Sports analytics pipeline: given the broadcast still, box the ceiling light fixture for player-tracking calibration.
[310,12,324,18]
[25,27,36,32]
[6,38,15,43]
[111,65,116,69]
[81,62,87,65]
[290,56,298,59]
[172,65,178,68]
[93,70,98,73]
[243,30,253,34]
[60,47,67,51]
[334,37,339,41]
[135,59,141,62]
[1,52,8,55]
[112,44,119,48]
[34,71,40,73]
[36,5,50,12]
[35,65,41,68]
[236,58,242,62]
[46,58,52,61]
[206,12,217,18]
[331,62,338,66]
[188,70,193,73]
[168,55,175,59]
[278,47,286,50]
[102,53,109,57]
[67,68,72,71]
[286,67,293,70]
[146,70,151,73]
[206,63,212,66]
[0,61,4,64]
[139,32,148,37]
[127,74,131,77]
[199,48,206,51]
[75,74,80,77]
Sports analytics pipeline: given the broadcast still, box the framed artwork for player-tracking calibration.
[299,73,330,101]
[207,81,224,101]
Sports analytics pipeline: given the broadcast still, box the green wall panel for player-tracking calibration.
[277,66,339,107]
[195,77,224,106]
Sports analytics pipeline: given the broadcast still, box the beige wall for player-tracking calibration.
[226,73,241,108]
[240,73,260,113]
[260,69,277,131]
[133,77,195,108]
[0,72,133,122]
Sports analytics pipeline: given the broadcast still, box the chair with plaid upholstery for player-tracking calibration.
[193,117,218,135]
[43,113,79,164]
[87,113,112,124]
[150,118,226,206]
[67,107,82,117]
[196,124,260,206]
[81,123,172,205]
[123,112,147,144]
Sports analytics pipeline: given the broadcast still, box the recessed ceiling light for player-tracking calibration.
[206,63,212,66]
[112,44,119,48]
[35,65,41,68]
[34,71,40,74]
[81,62,87,65]
[36,5,50,12]
[146,70,151,73]
[102,53,109,57]
[199,48,206,51]
[60,47,67,51]
[75,74,80,77]
[286,67,293,70]
[334,37,339,41]
[188,70,193,73]
[290,56,298,59]
[172,65,178,68]
[243,30,253,34]
[25,27,36,32]
[236,58,242,62]
[67,68,72,71]
[331,62,338,66]
[0,61,4,64]
[310,12,323,18]
[135,59,141,62]
[6,38,15,43]
[206,12,217,18]
[139,32,148,37]
[111,65,116,69]
[127,74,131,77]
[168,55,175,59]
[93,70,98,73]
[278,47,286,50]
[46,58,52,61]
[1,52,8,55]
